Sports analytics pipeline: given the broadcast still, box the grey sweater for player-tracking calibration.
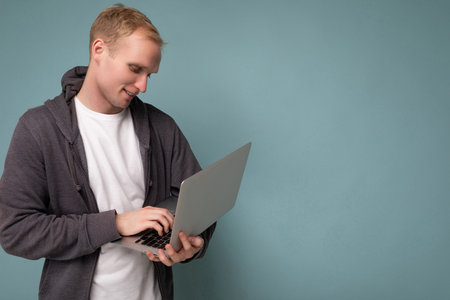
[0,66,215,300]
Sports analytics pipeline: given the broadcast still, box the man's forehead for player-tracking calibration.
[115,33,162,72]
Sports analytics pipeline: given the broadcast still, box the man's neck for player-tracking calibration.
[76,67,123,115]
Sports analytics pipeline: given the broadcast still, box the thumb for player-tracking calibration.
[189,236,204,248]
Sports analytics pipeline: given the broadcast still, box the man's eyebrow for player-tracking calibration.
[128,63,157,74]
[129,63,145,69]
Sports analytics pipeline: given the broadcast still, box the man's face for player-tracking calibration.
[94,28,162,114]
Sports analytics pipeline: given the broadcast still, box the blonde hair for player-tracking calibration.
[89,4,165,57]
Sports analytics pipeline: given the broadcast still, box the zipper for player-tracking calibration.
[144,146,153,206]
[67,140,100,213]
[65,140,81,192]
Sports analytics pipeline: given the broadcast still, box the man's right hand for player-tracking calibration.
[115,206,174,237]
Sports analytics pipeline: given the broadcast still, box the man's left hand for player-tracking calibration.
[146,231,204,267]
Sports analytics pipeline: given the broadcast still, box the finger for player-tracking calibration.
[161,210,175,230]
[157,249,174,267]
[161,208,175,223]
[144,207,174,233]
[188,236,204,249]
[163,215,173,233]
[179,232,194,253]
[164,244,182,263]
[154,213,172,233]
[145,206,174,220]
[164,234,200,263]
[145,221,163,236]
[146,251,160,262]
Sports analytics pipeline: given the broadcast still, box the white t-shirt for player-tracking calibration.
[75,97,161,300]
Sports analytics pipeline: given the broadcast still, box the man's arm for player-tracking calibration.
[0,118,121,260]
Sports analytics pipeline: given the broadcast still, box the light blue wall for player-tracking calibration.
[1,0,450,299]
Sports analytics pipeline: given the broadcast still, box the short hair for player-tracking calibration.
[89,4,165,57]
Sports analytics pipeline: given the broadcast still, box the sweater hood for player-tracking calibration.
[44,66,87,143]
[61,66,87,100]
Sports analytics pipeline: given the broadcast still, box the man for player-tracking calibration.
[0,5,215,300]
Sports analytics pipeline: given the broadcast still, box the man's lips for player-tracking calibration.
[124,89,138,97]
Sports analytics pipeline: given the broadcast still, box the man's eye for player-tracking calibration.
[129,66,140,73]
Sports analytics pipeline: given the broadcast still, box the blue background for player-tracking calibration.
[1,0,450,299]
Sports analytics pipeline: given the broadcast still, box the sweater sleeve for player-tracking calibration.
[0,118,121,261]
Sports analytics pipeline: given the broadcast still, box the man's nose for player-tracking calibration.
[135,74,148,93]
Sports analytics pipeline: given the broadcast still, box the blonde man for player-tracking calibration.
[0,5,215,300]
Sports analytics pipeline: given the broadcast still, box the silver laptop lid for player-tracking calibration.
[169,142,251,250]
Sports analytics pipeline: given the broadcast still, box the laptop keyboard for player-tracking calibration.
[134,229,172,249]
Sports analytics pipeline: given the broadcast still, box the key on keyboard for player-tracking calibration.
[135,229,172,249]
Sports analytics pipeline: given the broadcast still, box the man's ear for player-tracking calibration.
[91,38,107,63]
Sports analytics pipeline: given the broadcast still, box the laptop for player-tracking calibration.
[112,142,251,254]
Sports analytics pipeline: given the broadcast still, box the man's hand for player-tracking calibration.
[146,231,204,267]
[115,206,174,237]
